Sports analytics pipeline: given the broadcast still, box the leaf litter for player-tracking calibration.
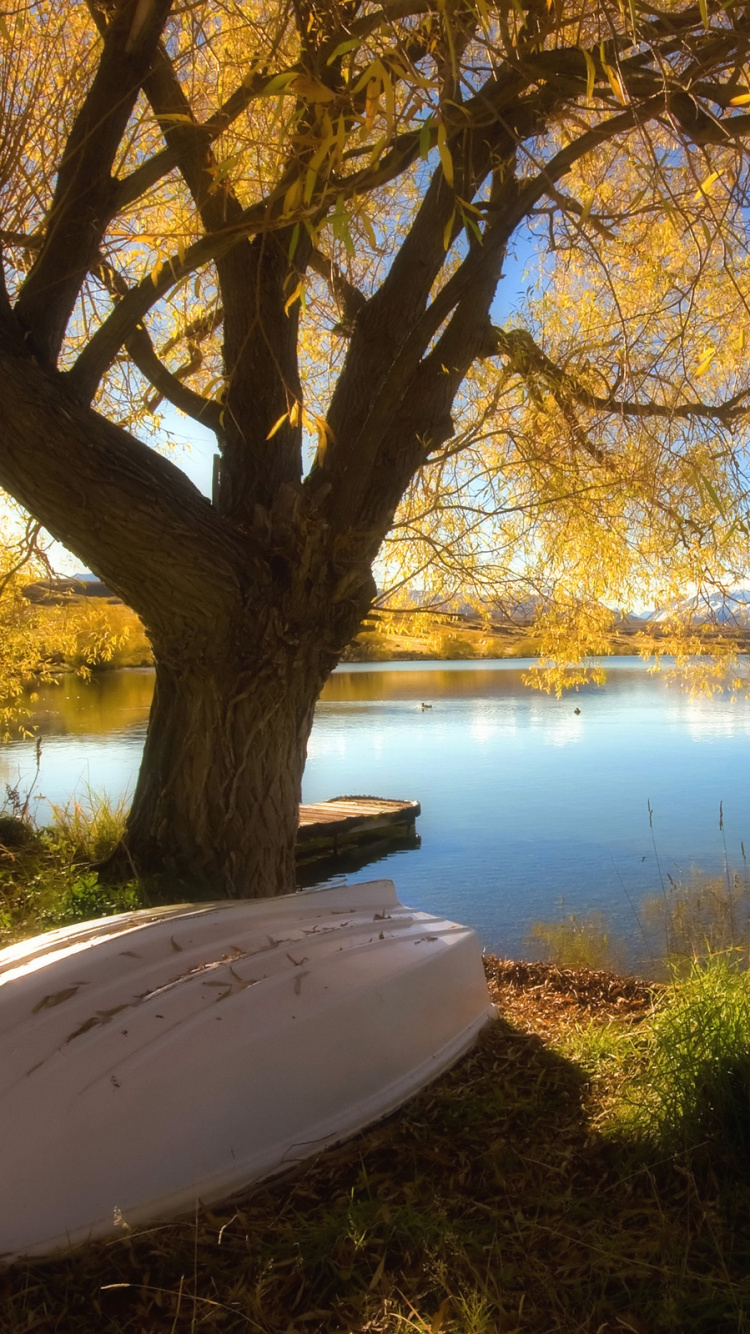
[2,958,749,1334]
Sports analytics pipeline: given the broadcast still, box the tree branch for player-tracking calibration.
[65,121,427,404]
[486,326,710,537]
[14,0,175,366]
[158,306,224,357]
[489,327,750,424]
[126,323,221,430]
[94,257,221,429]
[308,246,367,332]
[0,334,250,644]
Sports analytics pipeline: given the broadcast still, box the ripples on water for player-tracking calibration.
[2,658,749,971]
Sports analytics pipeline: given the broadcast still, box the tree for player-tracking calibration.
[2,0,750,895]
[0,517,55,741]
[0,513,131,742]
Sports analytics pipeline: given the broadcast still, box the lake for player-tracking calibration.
[2,658,749,971]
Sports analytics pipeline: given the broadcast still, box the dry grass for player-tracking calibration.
[2,959,749,1333]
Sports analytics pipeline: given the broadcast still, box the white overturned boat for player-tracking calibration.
[0,879,494,1262]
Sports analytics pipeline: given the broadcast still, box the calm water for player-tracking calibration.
[2,659,749,968]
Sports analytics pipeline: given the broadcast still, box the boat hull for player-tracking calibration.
[0,879,495,1262]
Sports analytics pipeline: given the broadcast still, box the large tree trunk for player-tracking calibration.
[124,628,334,898]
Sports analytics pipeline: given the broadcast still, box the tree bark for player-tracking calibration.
[125,643,325,897]
[0,331,372,898]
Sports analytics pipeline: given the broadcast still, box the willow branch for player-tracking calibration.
[126,324,221,430]
[308,246,367,331]
[95,259,221,429]
[490,327,750,424]
[15,0,175,365]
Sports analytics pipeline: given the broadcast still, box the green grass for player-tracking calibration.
[531,863,750,978]
[0,790,145,942]
[2,994,749,1333]
[527,909,623,971]
[642,869,750,967]
[46,790,130,865]
[620,955,750,1167]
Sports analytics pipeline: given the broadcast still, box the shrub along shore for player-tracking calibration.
[18,590,724,672]
[1,809,749,1332]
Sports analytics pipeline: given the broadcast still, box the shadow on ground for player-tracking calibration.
[2,1007,750,1333]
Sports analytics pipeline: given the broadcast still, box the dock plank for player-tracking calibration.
[296,796,420,862]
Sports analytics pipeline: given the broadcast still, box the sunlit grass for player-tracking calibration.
[0,788,143,941]
[47,789,129,864]
[625,954,750,1164]
[526,909,622,971]
[643,869,750,968]
[3,962,750,1332]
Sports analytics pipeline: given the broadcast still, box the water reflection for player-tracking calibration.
[2,658,750,971]
[26,669,155,736]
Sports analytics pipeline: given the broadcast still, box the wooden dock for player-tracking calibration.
[296,796,420,864]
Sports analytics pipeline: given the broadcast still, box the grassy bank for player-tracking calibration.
[1,812,750,1331]
[343,613,650,663]
[0,796,143,944]
[1,955,749,1332]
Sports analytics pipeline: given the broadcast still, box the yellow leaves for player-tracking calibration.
[694,170,720,200]
[289,75,336,104]
[335,113,347,169]
[436,121,454,189]
[266,411,289,439]
[330,197,355,256]
[352,58,395,134]
[284,279,304,315]
[261,72,298,97]
[359,208,378,249]
[303,166,318,206]
[443,208,455,251]
[150,253,164,287]
[599,45,626,104]
[282,176,302,216]
[326,37,360,66]
[157,112,194,127]
[211,150,243,189]
[582,49,596,102]
[364,79,380,130]
[313,414,335,463]
[419,120,433,160]
[351,57,387,98]
[694,346,716,376]
[267,400,302,439]
[266,406,334,461]
[696,468,724,514]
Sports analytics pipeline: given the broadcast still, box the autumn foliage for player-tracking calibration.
[2,0,750,888]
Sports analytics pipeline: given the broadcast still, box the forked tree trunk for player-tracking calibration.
[124,637,329,898]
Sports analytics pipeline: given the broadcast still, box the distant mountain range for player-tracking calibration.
[22,576,750,630]
[382,588,750,630]
[646,590,750,626]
